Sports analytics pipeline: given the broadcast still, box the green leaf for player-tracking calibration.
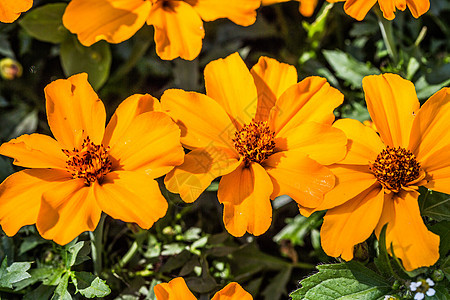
[0,156,13,182]
[274,212,323,246]
[51,272,71,300]
[430,221,450,257]
[0,258,31,288]
[60,36,111,90]
[24,285,55,300]
[65,241,85,268]
[72,271,111,298]
[322,49,380,89]
[374,224,396,279]
[415,76,450,100]
[419,190,450,221]
[19,3,70,43]
[290,262,391,300]
[261,267,292,300]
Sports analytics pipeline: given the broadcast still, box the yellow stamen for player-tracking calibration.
[233,119,275,167]
[62,136,112,185]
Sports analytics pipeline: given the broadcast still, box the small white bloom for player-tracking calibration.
[426,288,436,297]
[410,281,422,291]
[426,278,435,287]
[414,292,425,300]
[384,296,393,300]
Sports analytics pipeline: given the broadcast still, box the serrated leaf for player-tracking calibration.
[322,49,380,89]
[73,271,111,298]
[290,262,391,300]
[51,272,71,300]
[19,3,70,43]
[0,258,31,288]
[419,190,450,221]
[60,36,111,90]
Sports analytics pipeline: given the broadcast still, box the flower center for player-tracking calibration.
[62,136,112,185]
[233,120,275,167]
[369,146,423,193]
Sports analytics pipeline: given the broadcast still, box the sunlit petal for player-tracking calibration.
[212,282,253,300]
[154,277,197,300]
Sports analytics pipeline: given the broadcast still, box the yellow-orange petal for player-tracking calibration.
[44,73,106,149]
[422,145,450,194]
[408,88,450,162]
[363,74,420,148]
[204,52,258,129]
[332,119,385,165]
[94,171,168,229]
[103,94,161,149]
[298,0,318,17]
[0,134,66,169]
[188,0,260,26]
[321,184,384,261]
[0,0,32,23]
[165,147,240,203]
[218,162,273,237]
[161,89,237,150]
[63,0,151,46]
[37,179,101,245]
[317,165,378,211]
[0,169,71,236]
[270,76,343,135]
[375,191,440,271]
[274,122,347,165]
[154,277,197,300]
[211,282,253,300]
[250,56,298,122]
[262,150,335,208]
[406,0,430,18]
[343,0,377,21]
[147,1,204,60]
[108,111,184,178]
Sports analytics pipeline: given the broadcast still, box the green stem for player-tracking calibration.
[115,240,139,270]
[91,214,106,276]
[375,10,398,64]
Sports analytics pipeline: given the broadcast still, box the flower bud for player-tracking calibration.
[0,58,23,80]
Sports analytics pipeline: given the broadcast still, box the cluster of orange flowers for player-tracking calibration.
[0,0,442,298]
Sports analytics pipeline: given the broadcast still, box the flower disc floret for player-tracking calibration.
[233,120,275,167]
[62,136,112,185]
[369,146,422,193]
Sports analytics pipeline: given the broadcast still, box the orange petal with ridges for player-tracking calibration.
[363,74,420,148]
[317,165,378,211]
[333,119,385,165]
[274,122,347,165]
[103,94,160,149]
[0,0,32,23]
[161,89,237,150]
[147,1,204,60]
[321,184,383,261]
[219,163,273,237]
[204,52,258,129]
[408,88,450,162]
[212,282,253,300]
[270,77,343,134]
[188,0,260,26]
[0,134,66,169]
[165,148,240,203]
[108,111,184,178]
[250,56,297,122]
[0,169,71,236]
[94,171,167,229]
[154,277,197,300]
[263,150,335,208]
[343,0,377,21]
[375,191,440,271]
[37,179,101,245]
[63,0,151,46]
[44,73,106,149]
[406,0,430,18]
[420,145,450,195]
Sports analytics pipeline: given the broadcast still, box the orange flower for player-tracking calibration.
[329,0,430,20]
[154,277,253,300]
[162,53,347,237]
[0,0,32,23]
[308,74,449,271]
[262,0,318,17]
[62,0,261,60]
[0,73,184,245]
